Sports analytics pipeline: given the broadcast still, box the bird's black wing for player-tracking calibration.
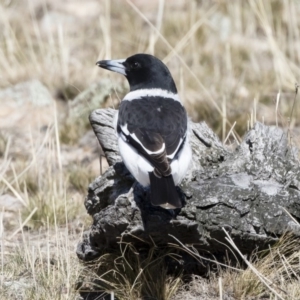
[117,96,187,176]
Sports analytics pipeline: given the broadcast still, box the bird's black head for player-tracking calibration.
[96,54,177,93]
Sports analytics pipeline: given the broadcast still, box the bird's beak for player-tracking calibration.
[96,59,126,76]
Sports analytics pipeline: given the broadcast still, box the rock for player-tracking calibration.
[0,194,23,229]
[0,194,22,211]
[0,79,53,106]
[0,79,56,162]
[77,108,300,268]
[2,278,34,298]
[0,79,54,130]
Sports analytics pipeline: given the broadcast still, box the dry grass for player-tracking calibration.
[0,120,86,229]
[232,234,300,299]
[78,241,183,300]
[0,227,83,299]
[1,0,300,299]
[0,111,87,299]
[76,232,300,300]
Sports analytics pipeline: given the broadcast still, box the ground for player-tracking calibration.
[0,0,300,299]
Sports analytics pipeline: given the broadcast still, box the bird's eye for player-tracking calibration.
[131,62,140,69]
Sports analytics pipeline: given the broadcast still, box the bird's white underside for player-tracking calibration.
[118,134,192,187]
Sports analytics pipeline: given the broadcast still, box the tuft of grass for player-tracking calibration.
[77,232,300,299]
[233,233,300,299]
[23,184,83,229]
[59,115,88,145]
[78,240,183,300]
[68,164,96,194]
[172,233,300,300]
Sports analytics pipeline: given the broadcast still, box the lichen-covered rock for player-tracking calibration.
[77,108,300,263]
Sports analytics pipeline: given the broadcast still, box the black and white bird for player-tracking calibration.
[96,54,192,209]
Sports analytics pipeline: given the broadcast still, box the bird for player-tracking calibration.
[96,53,192,209]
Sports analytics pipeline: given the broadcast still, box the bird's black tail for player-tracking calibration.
[149,172,181,209]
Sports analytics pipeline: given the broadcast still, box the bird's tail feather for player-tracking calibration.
[149,172,181,209]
